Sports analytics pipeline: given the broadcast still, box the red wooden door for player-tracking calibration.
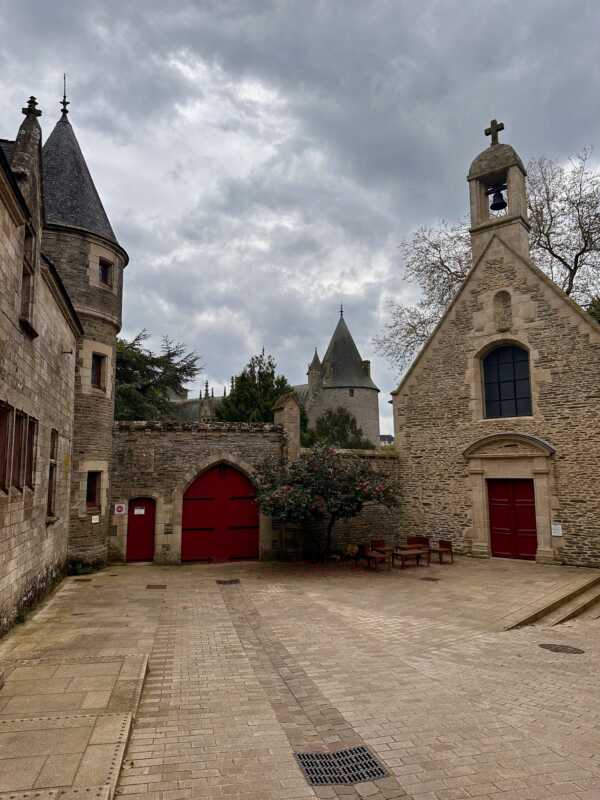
[488,479,537,559]
[126,498,156,561]
[182,465,259,561]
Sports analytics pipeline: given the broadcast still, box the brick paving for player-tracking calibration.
[1,558,600,799]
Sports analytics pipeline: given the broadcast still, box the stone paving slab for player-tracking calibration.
[0,713,130,795]
[0,655,148,718]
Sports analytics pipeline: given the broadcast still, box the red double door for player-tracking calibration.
[182,465,259,561]
[488,479,537,560]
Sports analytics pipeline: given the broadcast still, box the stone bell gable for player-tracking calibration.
[393,123,600,567]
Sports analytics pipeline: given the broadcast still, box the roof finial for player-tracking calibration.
[61,74,70,117]
[340,303,344,318]
[22,96,42,118]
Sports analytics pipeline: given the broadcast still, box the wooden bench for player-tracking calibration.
[392,546,430,568]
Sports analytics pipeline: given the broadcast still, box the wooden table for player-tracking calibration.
[392,547,430,568]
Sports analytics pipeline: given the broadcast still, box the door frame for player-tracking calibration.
[463,433,557,564]
[126,496,157,562]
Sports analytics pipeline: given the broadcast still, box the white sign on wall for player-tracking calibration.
[134,507,145,515]
[114,502,127,516]
[91,515,100,524]
[552,522,563,537]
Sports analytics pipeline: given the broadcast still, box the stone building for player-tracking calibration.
[393,121,600,566]
[0,99,82,632]
[41,97,128,565]
[294,311,380,446]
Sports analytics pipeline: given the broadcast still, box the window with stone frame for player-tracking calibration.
[19,226,36,333]
[91,353,107,390]
[0,402,12,492]
[12,411,27,490]
[483,344,532,418]
[86,470,102,510]
[47,429,58,517]
[25,417,37,489]
[99,257,114,288]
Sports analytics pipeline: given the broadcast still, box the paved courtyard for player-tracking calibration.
[1,557,600,800]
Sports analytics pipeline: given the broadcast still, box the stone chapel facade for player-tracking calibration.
[393,125,600,566]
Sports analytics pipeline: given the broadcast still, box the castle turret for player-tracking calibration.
[299,310,380,446]
[41,94,128,564]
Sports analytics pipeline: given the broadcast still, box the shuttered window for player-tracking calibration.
[47,429,58,517]
[0,403,12,492]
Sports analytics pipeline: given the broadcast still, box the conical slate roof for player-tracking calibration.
[42,113,117,242]
[321,316,379,391]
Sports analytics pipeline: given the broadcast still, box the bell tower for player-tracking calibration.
[468,119,530,263]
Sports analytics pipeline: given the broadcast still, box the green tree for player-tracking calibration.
[256,445,399,559]
[216,351,291,423]
[588,296,600,324]
[115,331,201,420]
[302,407,375,449]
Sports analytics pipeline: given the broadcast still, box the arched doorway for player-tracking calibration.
[182,464,259,561]
[126,498,156,561]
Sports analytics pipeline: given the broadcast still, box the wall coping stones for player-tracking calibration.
[114,420,283,433]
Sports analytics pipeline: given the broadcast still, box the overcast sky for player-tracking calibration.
[2,1,600,433]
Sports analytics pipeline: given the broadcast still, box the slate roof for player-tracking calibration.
[321,317,379,391]
[42,114,117,242]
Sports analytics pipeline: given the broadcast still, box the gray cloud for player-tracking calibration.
[2,0,600,432]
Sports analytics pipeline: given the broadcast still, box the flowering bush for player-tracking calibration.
[255,445,400,558]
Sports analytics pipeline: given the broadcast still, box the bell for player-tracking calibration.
[490,188,507,212]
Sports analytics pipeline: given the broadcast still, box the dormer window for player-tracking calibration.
[99,258,113,287]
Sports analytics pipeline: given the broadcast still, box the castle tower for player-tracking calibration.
[41,95,129,564]
[301,311,380,446]
[468,118,530,263]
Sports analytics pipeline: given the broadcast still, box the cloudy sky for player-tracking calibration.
[2,1,600,433]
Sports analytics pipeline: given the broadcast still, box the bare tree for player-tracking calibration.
[376,151,600,374]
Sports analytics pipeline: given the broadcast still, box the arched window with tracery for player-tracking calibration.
[483,344,532,418]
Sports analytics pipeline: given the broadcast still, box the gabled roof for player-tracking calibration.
[42,113,117,243]
[321,316,379,391]
[392,233,600,396]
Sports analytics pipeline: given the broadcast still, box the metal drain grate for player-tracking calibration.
[420,577,440,582]
[539,643,585,655]
[216,579,240,585]
[146,584,167,589]
[295,746,388,785]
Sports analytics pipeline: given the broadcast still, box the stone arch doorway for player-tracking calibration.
[181,464,259,561]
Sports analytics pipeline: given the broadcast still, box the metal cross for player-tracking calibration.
[485,119,504,146]
[61,73,70,116]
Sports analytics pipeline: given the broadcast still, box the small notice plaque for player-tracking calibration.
[114,502,127,515]
[134,507,145,515]
[91,515,100,524]
[551,522,563,537]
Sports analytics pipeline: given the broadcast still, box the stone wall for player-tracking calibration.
[110,421,286,563]
[393,238,600,566]
[0,191,77,632]
[305,386,380,447]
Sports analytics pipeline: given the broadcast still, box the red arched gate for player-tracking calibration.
[182,464,259,561]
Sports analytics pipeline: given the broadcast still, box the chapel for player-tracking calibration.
[392,120,600,566]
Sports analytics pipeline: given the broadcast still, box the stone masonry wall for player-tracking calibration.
[305,386,380,447]
[393,240,600,566]
[110,421,285,563]
[0,197,77,633]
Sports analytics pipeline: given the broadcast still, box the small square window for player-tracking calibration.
[99,258,113,287]
[86,471,101,510]
[91,353,106,389]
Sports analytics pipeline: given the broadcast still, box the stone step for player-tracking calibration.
[504,572,600,629]
[541,583,600,626]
